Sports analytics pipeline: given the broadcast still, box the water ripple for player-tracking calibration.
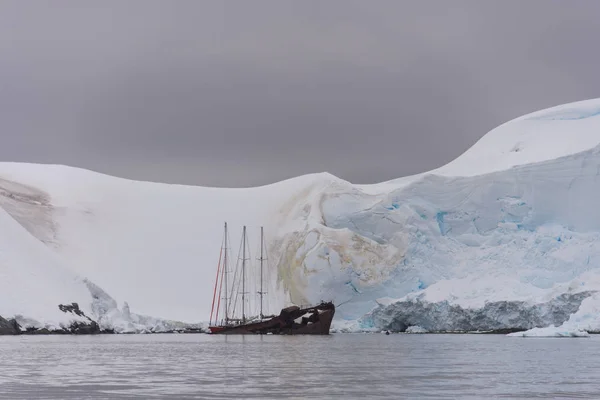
[0,334,598,399]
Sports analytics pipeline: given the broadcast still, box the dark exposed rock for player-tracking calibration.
[1,302,202,335]
[471,328,527,334]
[58,303,102,334]
[68,320,100,334]
[0,316,20,335]
[58,302,86,317]
[23,327,60,335]
[8,302,106,335]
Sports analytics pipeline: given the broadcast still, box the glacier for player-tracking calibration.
[2,98,600,333]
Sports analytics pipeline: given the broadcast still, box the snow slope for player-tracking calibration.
[0,164,344,325]
[3,98,600,332]
[0,176,201,332]
[436,99,600,177]
[0,204,92,330]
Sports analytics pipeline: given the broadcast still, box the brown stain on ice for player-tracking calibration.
[0,177,60,247]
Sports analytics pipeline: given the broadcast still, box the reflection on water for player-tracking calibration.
[0,333,598,399]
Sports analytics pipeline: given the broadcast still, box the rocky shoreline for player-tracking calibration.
[0,303,206,336]
[3,302,588,336]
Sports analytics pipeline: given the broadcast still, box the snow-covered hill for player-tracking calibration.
[3,98,600,333]
[0,203,93,330]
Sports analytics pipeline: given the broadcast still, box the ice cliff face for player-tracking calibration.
[2,98,600,333]
[273,99,600,332]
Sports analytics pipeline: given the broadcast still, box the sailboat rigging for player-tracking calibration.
[241,225,247,324]
[208,223,335,335]
[258,226,266,319]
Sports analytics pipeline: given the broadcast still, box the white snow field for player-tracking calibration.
[3,98,600,333]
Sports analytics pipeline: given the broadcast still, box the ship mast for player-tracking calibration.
[223,222,229,325]
[241,225,247,324]
[258,226,266,319]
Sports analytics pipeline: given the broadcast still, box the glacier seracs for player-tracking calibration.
[278,98,600,332]
[2,99,600,332]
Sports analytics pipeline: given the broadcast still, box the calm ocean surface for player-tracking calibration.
[0,333,598,399]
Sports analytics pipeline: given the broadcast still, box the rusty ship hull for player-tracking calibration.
[209,302,335,335]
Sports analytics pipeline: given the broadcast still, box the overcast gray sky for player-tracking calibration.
[1,1,599,187]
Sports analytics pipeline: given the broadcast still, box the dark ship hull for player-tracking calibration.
[209,302,335,335]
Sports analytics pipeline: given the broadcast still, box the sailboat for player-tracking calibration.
[208,222,335,335]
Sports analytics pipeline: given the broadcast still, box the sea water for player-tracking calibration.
[0,333,598,399]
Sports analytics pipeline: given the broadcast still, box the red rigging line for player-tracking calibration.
[215,257,225,324]
[209,243,224,325]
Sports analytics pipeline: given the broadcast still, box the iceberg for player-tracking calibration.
[507,327,590,338]
[405,325,428,334]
